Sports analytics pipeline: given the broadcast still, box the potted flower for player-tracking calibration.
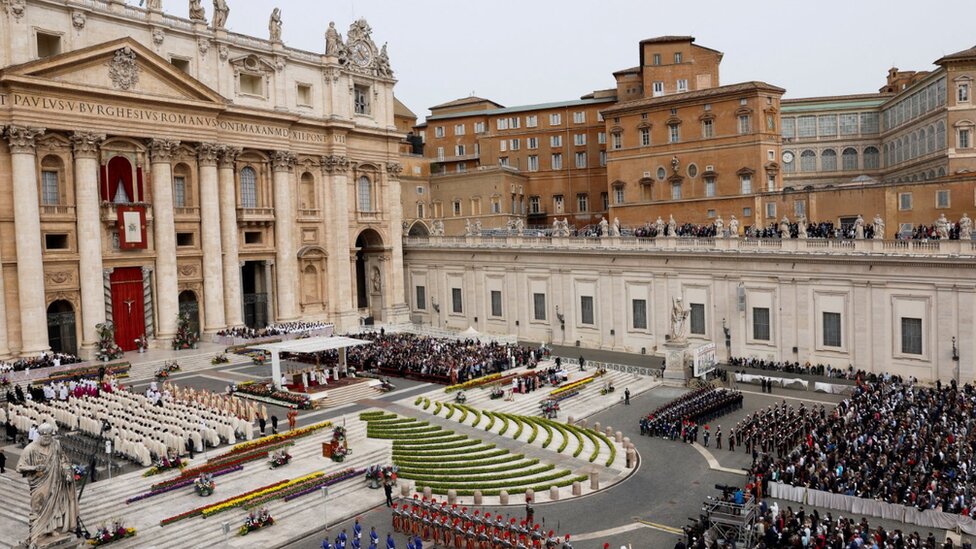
[193,473,216,497]
[239,508,274,536]
[490,387,505,400]
[330,446,348,463]
[134,334,149,353]
[211,353,230,365]
[268,450,291,469]
[364,465,382,489]
[88,521,136,546]
[252,352,267,365]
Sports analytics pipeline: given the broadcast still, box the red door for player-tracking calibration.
[110,267,146,351]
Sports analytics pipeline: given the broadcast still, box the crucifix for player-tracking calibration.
[123,299,136,316]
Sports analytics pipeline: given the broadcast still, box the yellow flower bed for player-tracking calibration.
[550,376,596,397]
[445,373,502,393]
[229,420,332,453]
[200,472,324,517]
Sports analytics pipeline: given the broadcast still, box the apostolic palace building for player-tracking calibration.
[0,0,408,360]
[2,0,976,384]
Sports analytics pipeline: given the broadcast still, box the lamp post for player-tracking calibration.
[952,336,960,384]
[321,486,329,530]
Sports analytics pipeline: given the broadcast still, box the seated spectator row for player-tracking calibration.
[215,321,331,340]
[0,352,82,374]
[728,357,863,380]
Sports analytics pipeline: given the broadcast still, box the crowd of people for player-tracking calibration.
[905,224,965,241]
[633,223,719,238]
[0,352,82,374]
[639,386,743,446]
[303,332,539,385]
[747,378,976,515]
[745,221,856,240]
[215,321,331,340]
[728,357,864,380]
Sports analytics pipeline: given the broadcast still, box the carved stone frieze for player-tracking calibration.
[70,132,106,159]
[321,155,350,174]
[3,125,45,154]
[271,150,296,172]
[107,47,140,91]
[147,139,180,163]
[197,142,221,166]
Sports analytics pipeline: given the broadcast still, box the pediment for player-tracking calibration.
[0,38,226,105]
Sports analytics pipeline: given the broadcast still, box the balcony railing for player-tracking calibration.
[174,206,201,219]
[237,207,275,225]
[40,205,76,218]
[100,202,152,224]
[434,152,481,163]
[298,208,322,219]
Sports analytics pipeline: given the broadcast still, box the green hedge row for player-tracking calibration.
[581,428,600,463]
[423,398,431,410]
[393,435,470,447]
[433,402,442,415]
[393,454,524,469]
[483,411,496,431]
[417,469,572,491]
[398,464,555,483]
[426,474,589,497]
[526,421,539,444]
[392,444,498,458]
[593,430,616,466]
[394,439,480,452]
[392,449,508,463]
[396,458,540,477]
[359,411,396,421]
[444,403,456,420]
[498,414,510,436]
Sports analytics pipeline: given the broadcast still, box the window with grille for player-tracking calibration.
[752,307,770,341]
[533,293,546,321]
[668,124,680,143]
[528,137,538,149]
[671,182,682,200]
[821,149,837,171]
[529,196,540,213]
[799,150,817,172]
[174,176,187,207]
[794,200,806,217]
[490,290,503,317]
[961,129,972,149]
[528,155,539,172]
[690,303,705,335]
[600,151,607,166]
[782,117,795,139]
[797,116,816,138]
[899,192,912,211]
[640,128,650,146]
[614,187,624,204]
[41,170,59,205]
[937,190,950,209]
[860,113,880,134]
[526,115,537,128]
[451,288,463,314]
[823,312,841,347]
[901,317,922,355]
[737,115,751,134]
[573,111,585,124]
[817,115,836,137]
[864,147,880,169]
[358,176,372,212]
[354,85,370,115]
[842,148,858,171]
[740,175,752,194]
[632,299,647,330]
[839,114,858,135]
[611,133,622,150]
[577,193,588,212]
[551,135,563,147]
[240,167,257,208]
[551,154,563,170]
[415,286,426,310]
[575,152,587,169]
[549,113,561,126]
[702,119,714,138]
[704,177,716,197]
[580,296,594,325]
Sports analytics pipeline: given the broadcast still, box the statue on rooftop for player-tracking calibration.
[325,21,343,56]
[960,213,972,240]
[211,0,229,29]
[268,8,282,42]
[188,0,206,22]
[872,214,885,240]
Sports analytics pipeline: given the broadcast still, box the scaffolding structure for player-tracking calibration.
[701,496,759,547]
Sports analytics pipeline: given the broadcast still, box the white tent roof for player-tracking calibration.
[251,336,371,355]
[461,326,480,337]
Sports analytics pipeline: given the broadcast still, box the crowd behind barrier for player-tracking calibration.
[728,357,863,380]
[213,321,334,345]
[0,352,83,376]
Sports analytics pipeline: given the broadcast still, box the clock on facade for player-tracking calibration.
[349,40,372,67]
[782,151,795,164]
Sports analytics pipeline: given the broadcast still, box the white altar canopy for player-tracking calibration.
[252,336,372,390]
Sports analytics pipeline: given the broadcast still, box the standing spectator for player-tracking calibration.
[624,387,631,405]
[578,355,586,372]
[383,479,394,507]
[270,415,279,435]
[0,448,5,474]
[287,409,298,431]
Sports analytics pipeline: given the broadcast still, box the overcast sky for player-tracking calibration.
[174,0,976,121]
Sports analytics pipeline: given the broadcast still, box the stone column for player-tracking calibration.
[5,126,49,355]
[322,155,357,328]
[217,147,244,327]
[148,139,181,341]
[272,151,299,322]
[197,143,226,333]
[71,132,107,357]
[384,162,409,322]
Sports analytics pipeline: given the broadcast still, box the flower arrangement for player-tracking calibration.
[1,375,10,387]
[160,479,291,526]
[549,375,597,397]
[330,445,348,463]
[163,360,182,373]
[364,465,398,488]
[252,352,267,365]
[233,381,312,409]
[95,322,124,362]
[539,399,560,419]
[172,312,199,350]
[490,387,505,400]
[211,353,230,365]
[142,455,185,477]
[278,468,361,503]
[228,421,332,454]
[239,508,274,536]
[88,521,136,547]
[71,464,87,482]
[194,473,216,497]
[134,334,149,352]
[444,372,503,393]
[268,450,291,469]
[126,465,244,504]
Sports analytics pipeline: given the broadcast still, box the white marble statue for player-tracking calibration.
[188,0,206,21]
[797,215,808,239]
[667,215,677,237]
[779,216,790,238]
[598,216,609,237]
[465,219,474,236]
[854,214,865,240]
[325,22,343,56]
[654,216,665,238]
[611,217,621,237]
[713,215,725,238]
[211,0,229,28]
[669,297,689,343]
[268,8,282,42]
[473,219,483,235]
[936,213,950,239]
[431,219,445,236]
[514,217,525,236]
[960,213,972,240]
[16,423,79,549]
[872,214,885,240]
[144,0,163,10]
[729,215,739,238]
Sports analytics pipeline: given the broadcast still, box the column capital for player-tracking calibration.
[321,154,350,174]
[147,138,180,163]
[197,142,221,166]
[4,125,46,154]
[385,162,403,178]
[70,132,106,159]
[271,150,296,172]
[218,146,241,168]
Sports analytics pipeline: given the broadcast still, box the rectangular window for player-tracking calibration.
[457,163,466,173]
[823,312,841,347]
[554,195,564,213]
[794,200,806,217]
[436,146,445,160]
[509,117,520,129]
[526,115,538,128]
[580,296,594,325]
[500,140,507,152]
[614,187,624,204]
[860,112,880,134]
[415,286,426,311]
[601,192,609,211]
[353,85,370,114]
[702,119,714,138]
[170,57,190,73]
[498,157,509,167]
[44,233,69,250]
[598,132,606,144]
[240,73,264,96]
[653,81,664,97]
[528,137,538,149]
[674,52,683,63]
[575,152,587,169]
[527,155,539,172]
[765,202,776,218]
[296,83,312,106]
[959,83,970,103]
[549,113,562,126]
[474,122,485,133]
[533,293,546,321]
[839,113,859,135]
[451,288,463,314]
[752,307,770,341]
[550,135,563,147]
[737,115,751,134]
[690,303,705,335]
[611,133,622,150]
[599,150,607,166]
[740,175,752,195]
[577,193,588,212]
[573,111,585,124]
[41,170,59,205]
[818,115,837,137]
[529,196,540,213]
[782,117,796,139]
[632,299,647,330]
[652,53,661,65]
[510,139,520,151]
[551,153,563,170]
[668,125,680,143]
[707,209,716,218]
[640,128,651,146]
[743,207,752,217]
[176,232,193,247]
[677,79,688,93]
[574,134,587,146]
[455,144,466,156]
[704,177,716,197]
[901,317,922,354]
[937,189,950,209]
[36,32,61,58]
[797,116,817,138]
[173,176,186,208]
[496,118,509,130]
[490,290,503,317]
[434,126,445,138]
[671,182,682,200]
[960,129,972,148]
[454,124,465,136]
[899,192,913,211]
[491,200,500,214]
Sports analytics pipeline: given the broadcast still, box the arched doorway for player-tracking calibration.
[178,291,200,337]
[355,229,384,320]
[47,300,77,356]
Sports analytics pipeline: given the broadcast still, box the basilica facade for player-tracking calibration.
[0,0,408,359]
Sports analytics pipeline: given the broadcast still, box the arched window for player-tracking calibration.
[300,172,316,210]
[782,150,795,173]
[357,175,372,212]
[303,264,320,302]
[863,147,880,169]
[40,155,64,206]
[173,163,193,209]
[842,148,858,171]
[928,170,936,180]
[240,166,257,208]
[910,132,919,159]
[937,121,946,150]
[938,167,947,177]
[927,126,935,153]
[800,150,816,172]
[820,149,837,171]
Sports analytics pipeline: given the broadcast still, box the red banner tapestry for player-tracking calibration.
[117,205,147,250]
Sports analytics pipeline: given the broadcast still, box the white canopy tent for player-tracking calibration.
[252,336,372,390]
